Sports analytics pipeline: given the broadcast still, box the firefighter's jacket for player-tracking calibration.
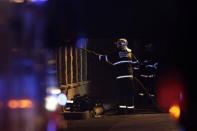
[99,47,138,80]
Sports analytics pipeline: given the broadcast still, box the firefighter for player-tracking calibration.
[98,38,138,114]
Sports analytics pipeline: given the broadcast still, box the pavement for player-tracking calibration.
[58,113,180,131]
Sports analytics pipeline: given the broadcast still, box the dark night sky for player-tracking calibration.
[47,0,186,38]
[46,0,189,67]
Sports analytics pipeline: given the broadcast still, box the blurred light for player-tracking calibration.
[169,105,181,120]
[156,71,186,111]
[27,0,48,3]
[76,38,88,49]
[10,0,24,3]
[47,88,61,95]
[18,99,33,109]
[45,96,58,112]
[57,93,67,106]
[47,119,57,131]
[7,99,33,109]
[8,100,18,109]
[67,100,74,104]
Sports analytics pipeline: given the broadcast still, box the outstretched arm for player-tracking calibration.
[79,48,113,65]
[98,55,113,65]
[80,48,101,56]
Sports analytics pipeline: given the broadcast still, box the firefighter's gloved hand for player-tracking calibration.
[99,55,104,61]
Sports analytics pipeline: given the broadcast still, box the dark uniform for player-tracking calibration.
[98,38,138,112]
[140,43,158,96]
[140,59,158,96]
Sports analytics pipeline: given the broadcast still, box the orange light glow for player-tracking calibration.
[8,100,18,109]
[169,105,181,120]
[10,0,24,3]
[18,99,33,109]
[156,71,186,112]
[7,99,33,109]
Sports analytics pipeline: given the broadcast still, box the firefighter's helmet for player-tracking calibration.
[115,38,128,48]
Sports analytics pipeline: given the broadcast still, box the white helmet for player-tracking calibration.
[115,38,128,48]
